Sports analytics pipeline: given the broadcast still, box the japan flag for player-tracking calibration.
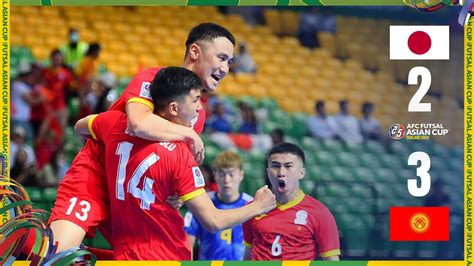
[389,25,449,60]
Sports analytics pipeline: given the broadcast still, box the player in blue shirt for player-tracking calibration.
[184,151,253,260]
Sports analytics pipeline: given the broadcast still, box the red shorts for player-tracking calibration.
[48,140,110,239]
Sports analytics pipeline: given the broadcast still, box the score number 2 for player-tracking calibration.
[408,66,431,112]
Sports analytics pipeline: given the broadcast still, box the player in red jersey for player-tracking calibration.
[75,67,276,260]
[48,23,235,252]
[243,143,341,261]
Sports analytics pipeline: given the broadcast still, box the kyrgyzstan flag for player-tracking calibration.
[389,206,450,241]
[390,25,449,60]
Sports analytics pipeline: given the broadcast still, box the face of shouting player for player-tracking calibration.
[189,37,234,92]
[267,153,305,203]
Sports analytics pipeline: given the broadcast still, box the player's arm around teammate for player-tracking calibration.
[125,101,205,163]
[185,185,275,233]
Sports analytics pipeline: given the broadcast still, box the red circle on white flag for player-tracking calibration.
[408,31,431,55]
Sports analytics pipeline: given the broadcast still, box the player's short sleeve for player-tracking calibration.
[242,205,254,248]
[89,111,122,142]
[173,145,206,202]
[119,68,160,111]
[315,207,341,258]
[184,210,201,237]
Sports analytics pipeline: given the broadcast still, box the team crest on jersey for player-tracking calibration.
[139,82,152,100]
[294,210,308,225]
[192,166,205,187]
[184,212,193,227]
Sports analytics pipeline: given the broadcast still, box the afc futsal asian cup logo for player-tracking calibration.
[389,124,406,140]
[389,123,449,140]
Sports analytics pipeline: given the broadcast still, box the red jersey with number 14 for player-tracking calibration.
[89,110,206,260]
[243,191,340,260]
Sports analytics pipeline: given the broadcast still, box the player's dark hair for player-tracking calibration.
[185,23,235,56]
[268,143,305,165]
[150,67,202,111]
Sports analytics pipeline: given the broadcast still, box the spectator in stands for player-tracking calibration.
[297,8,321,49]
[239,104,259,134]
[209,102,233,133]
[321,8,336,34]
[359,102,383,141]
[307,100,336,140]
[76,42,102,117]
[43,49,75,131]
[231,42,257,74]
[35,115,62,186]
[270,128,285,146]
[37,147,69,186]
[329,100,363,144]
[10,149,38,187]
[76,42,102,90]
[85,71,116,114]
[10,126,36,169]
[60,28,89,70]
[11,62,44,142]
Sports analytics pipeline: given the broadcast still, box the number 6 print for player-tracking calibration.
[271,235,282,256]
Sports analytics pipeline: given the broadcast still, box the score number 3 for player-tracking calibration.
[407,152,431,197]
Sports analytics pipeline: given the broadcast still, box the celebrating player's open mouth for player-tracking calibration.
[211,74,220,82]
[277,179,286,193]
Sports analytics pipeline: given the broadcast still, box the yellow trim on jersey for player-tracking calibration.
[243,240,253,248]
[128,97,154,111]
[88,114,99,140]
[277,190,305,211]
[320,249,341,258]
[181,188,205,202]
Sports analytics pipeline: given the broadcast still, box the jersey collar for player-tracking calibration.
[277,190,305,211]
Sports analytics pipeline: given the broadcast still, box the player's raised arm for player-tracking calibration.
[126,102,205,164]
[184,185,276,234]
[74,114,97,138]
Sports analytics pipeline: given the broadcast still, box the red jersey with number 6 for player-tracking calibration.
[89,110,206,260]
[243,191,341,260]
